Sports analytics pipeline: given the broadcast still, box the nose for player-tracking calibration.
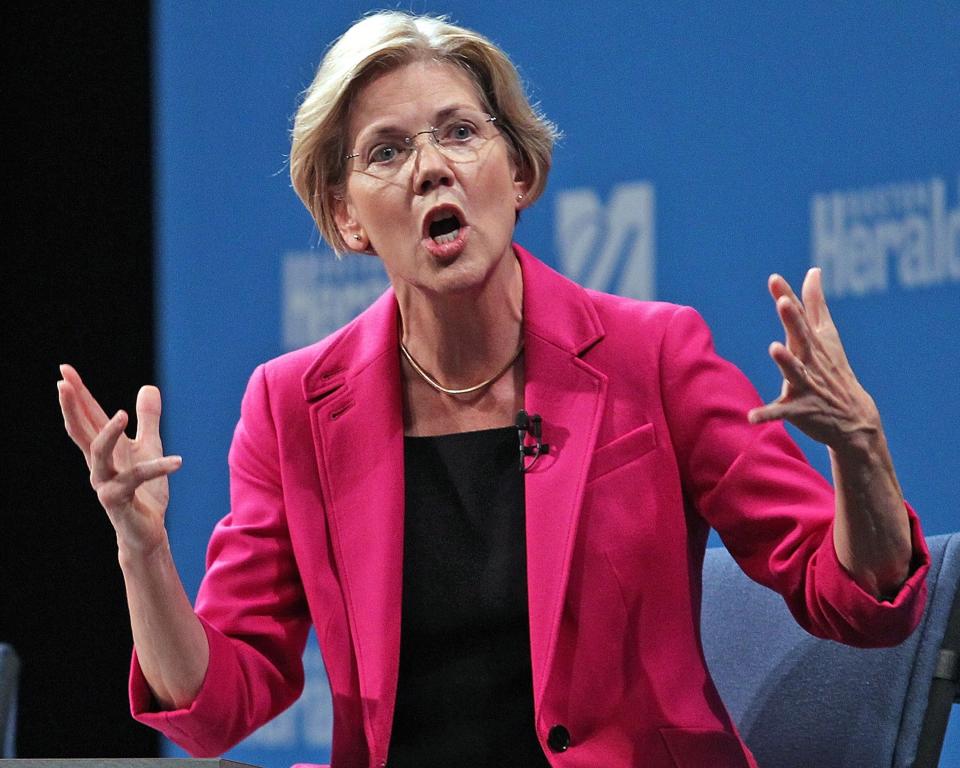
[411,134,453,195]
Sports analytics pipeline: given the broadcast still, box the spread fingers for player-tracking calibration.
[89,410,128,485]
[58,379,98,455]
[59,364,110,432]
[95,456,182,509]
[769,341,810,390]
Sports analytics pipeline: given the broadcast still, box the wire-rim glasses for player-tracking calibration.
[345,110,499,180]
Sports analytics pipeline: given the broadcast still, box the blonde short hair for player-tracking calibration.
[289,11,560,253]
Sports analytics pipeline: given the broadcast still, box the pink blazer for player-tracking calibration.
[131,245,929,768]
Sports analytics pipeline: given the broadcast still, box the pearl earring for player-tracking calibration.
[516,194,524,201]
[353,234,362,241]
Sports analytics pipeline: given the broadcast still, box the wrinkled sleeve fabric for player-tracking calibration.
[130,364,311,756]
[659,305,928,647]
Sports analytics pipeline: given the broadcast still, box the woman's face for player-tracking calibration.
[335,59,527,298]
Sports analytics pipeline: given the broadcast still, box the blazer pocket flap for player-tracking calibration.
[659,726,752,768]
[587,423,657,483]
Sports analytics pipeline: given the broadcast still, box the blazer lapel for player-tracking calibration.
[302,290,404,758]
[516,246,608,710]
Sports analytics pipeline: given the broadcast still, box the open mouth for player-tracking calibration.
[424,206,465,245]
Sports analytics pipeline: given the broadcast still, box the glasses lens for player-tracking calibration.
[432,111,491,161]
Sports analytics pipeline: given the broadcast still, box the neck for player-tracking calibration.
[396,251,523,391]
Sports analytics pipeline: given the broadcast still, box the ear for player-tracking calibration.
[333,192,369,252]
[513,169,531,211]
[508,148,532,210]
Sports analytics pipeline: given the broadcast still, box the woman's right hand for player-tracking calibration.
[58,363,182,556]
[58,365,207,710]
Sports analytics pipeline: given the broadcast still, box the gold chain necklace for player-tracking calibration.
[399,337,524,396]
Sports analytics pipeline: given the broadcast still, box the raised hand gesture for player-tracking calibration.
[748,268,912,596]
[57,364,208,706]
[57,364,182,556]
[747,268,879,452]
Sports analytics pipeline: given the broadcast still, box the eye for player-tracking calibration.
[441,121,477,144]
[368,142,405,165]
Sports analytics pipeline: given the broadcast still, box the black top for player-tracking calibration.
[387,426,550,767]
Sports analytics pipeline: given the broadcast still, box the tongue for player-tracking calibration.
[429,216,460,239]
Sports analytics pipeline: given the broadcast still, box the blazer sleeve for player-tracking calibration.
[129,364,311,756]
[658,305,929,647]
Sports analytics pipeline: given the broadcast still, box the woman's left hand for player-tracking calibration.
[747,267,880,451]
[748,267,913,597]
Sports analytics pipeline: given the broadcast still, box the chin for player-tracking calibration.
[422,259,492,296]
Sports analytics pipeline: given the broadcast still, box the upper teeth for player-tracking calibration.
[432,210,455,223]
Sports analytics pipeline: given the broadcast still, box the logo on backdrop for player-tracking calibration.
[282,250,390,350]
[811,175,960,298]
[555,181,656,300]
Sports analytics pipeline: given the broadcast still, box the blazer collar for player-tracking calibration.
[300,286,399,403]
[515,243,605,356]
[300,243,605,396]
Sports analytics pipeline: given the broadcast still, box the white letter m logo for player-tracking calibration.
[555,182,656,300]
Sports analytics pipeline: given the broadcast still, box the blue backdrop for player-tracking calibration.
[154,2,959,765]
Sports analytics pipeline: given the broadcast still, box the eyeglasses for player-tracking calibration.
[345,110,499,180]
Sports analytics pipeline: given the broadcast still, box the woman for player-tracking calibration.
[57,11,928,768]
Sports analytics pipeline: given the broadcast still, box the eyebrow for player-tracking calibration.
[354,104,480,145]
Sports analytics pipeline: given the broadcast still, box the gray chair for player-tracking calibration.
[701,533,960,768]
[0,643,20,758]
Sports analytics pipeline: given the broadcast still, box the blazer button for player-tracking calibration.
[547,724,571,752]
